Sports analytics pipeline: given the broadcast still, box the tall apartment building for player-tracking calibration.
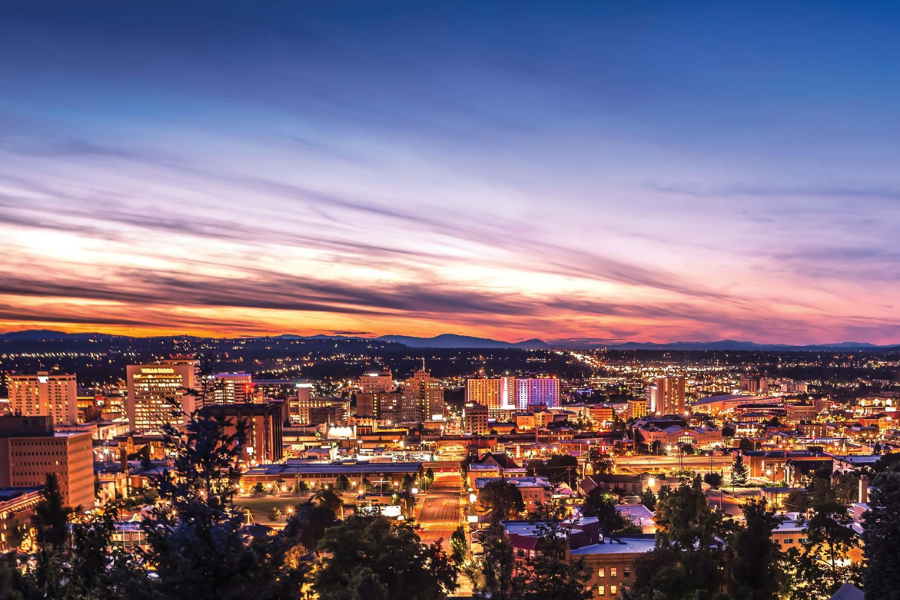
[462,403,489,435]
[8,372,78,425]
[126,359,197,432]
[0,416,94,509]
[404,369,445,421]
[207,372,254,405]
[466,376,558,410]
[360,367,393,394]
[655,376,686,415]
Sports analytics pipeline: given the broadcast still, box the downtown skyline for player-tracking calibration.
[2,1,900,344]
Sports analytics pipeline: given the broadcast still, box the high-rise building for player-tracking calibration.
[462,403,489,435]
[126,359,197,432]
[628,398,648,420]
[360,367,393,394]
[0,416,94,509]
[292,397,348,426]
[355,392,375,418]
[200,402,283,464]
[286,383,314,421]
[466,376,558,410]
[655,376,686,415]
[514,378,559,409]
[207,372,254,405]
[8,372,78,425]
[405,369,445,421]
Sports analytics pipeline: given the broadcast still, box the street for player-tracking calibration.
[416,473,462,550]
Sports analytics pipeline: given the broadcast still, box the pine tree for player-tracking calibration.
[862,471,900,600]
[731,453,749,487]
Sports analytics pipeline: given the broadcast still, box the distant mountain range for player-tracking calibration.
[1,330,896,351]
[376,334,891,351]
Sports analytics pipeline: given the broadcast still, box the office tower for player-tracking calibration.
[467,376,558,410]
[292,397,348,426]
[645,385,658,413]
[406,369,445,421]
[8,372,78,425]
[126,359,197,432]
[360,367,393,394]
[655,376,686,415]
[0,416,93,509]
[462,403,489,435]
[207,372,254,405]
[200,402,283,463]
[628,398,648,420]
[355,392,375,418]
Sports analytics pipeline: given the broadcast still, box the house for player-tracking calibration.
[580,474,645,496]
[476,477,552,512]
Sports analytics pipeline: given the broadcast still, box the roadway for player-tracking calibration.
[416,473,462,550]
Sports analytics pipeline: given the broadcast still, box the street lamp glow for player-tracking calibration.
[469,493,477,503]
[647,477,655,487]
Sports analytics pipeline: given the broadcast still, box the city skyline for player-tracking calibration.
[3,1,900,344]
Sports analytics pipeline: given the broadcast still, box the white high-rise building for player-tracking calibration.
[8,372,78,425]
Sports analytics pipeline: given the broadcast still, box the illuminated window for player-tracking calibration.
[597,586,605,596]
[610,586,617,595]
[598,568,605,577]
[610,568,617,577]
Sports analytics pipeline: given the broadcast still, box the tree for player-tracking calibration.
[252,482,266,497]
[477,523,515,600]
[654,476,726,551]
[3,514,27,551]
[269,507,284,522]
[315,487,345,518]
[862,471,900,600]
[580,488,631,540]
[639,488,657,511]
[731,453,749,487]
[621,477,730,600]
[424,468,436,490]
[781,498,863,600]
[510,504,592,600]
[282,499,338,553]
[450,525,468,564]
[334,474,351,493]
[726,499,783,600]
[142,412,310,600]
[704,472,722,489]
[526,454,579,487]
[784,489,812,514]
[588,447,614,475]
[621,546,728,600]
[314,515,458,600]
[477,480,525,524]
[31,473,74,551]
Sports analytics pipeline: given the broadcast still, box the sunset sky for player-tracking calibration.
[1,1,900,344]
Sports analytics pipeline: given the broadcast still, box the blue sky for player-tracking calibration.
[1,1,899,343]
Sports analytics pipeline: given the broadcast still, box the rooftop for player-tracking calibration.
[570,537,657,555]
